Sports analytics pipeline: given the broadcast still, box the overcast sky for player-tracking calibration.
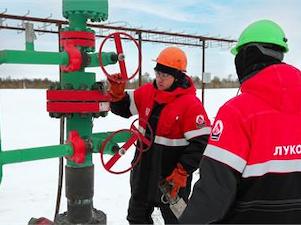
[1,0,301,81]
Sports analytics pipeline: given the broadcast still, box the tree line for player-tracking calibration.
[0,77,57,89]
[0,73,239,89]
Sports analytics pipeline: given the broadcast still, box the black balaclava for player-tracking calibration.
[154,63,190,91]
[235,43,284,83]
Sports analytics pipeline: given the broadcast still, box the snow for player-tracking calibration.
[0,88,238,225]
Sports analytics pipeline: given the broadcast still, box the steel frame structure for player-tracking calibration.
[0,13,236,103]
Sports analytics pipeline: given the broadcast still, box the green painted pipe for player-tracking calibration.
[0,130,132,164]
[91,131,132,154]
[0,50,69,65]
[0,50,117,68]
[88,52,118,67]
[68,14,87,31]
[0,144,73,165]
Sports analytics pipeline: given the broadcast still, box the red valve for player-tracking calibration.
[60,43,82,72]
[99,118,153,174]
[60,31,95,72]
[67,130,86,164]
[98,32,142,82]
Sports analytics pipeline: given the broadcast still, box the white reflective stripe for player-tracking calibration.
[204,144,247,173]
[154,136,189,146]
[138,126,145,135]
[242,159,301,178]
[128,91,138,115]
[184,127,211,140]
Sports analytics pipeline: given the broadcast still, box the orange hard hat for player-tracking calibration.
[156,47,187,72]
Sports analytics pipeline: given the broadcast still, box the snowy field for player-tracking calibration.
[0,88,238,225]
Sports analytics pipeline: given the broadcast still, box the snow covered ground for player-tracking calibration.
[0,88,238,225]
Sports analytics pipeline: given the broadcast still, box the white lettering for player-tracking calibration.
[274,144,301,156]
[284,146,290,155]
[296,145,301,154]
[274,146,282,156]
[290,145,296,155]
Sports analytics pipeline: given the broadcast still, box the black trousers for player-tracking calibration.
[127,177,192,224]
[127,196,179,224]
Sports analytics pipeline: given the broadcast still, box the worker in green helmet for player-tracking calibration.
[180,19,301,223]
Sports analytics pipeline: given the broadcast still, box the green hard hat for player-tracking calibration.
[231,20,289,55]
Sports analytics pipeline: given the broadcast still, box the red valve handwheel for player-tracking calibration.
[99,118,153,174]
[98,32,142,82]
[100,129,143,175]
[131,118,153,153]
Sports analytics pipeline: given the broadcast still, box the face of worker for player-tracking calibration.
[155,71,175,91]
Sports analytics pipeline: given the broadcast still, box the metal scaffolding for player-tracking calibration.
[0,12,237,103]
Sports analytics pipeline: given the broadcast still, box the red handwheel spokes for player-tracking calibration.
[131,118,154,153]
[100,129,143,174]
[98,32,142,82]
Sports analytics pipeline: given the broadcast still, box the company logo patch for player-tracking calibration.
[196,114,206,128]
[145,107,150,116]
[211,120,223,141]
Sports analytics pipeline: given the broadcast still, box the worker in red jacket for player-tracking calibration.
[108,46,211,224]
[180,19,301,224]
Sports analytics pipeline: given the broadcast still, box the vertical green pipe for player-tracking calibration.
[60,0,109,223]
[68,14,87,31]
[61,70,95,223]
[61,71,95,167]
[26,42,35,51]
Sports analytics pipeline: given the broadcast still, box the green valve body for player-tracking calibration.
[62,71,95,168]
[0,0,115,223]
[59,1,109,224]
[63,0,108,22]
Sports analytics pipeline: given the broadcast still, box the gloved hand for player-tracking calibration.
[165,163,188,198]
[107,73,126,102]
